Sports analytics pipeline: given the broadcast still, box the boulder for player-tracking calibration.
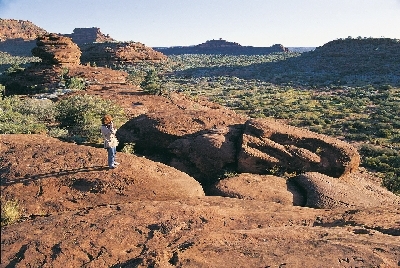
[293,172,400,209]
[238,118,360,178]
[169,126,242,180]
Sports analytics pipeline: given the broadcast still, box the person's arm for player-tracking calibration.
[110,121,117,134]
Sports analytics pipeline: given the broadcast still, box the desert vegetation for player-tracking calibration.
[0,41,399,195]
[0,84,127,144]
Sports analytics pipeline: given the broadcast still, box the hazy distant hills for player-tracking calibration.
[153,38,290,55]
[287,47,315,52]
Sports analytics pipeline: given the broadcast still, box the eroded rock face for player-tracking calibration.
[118,113,361,188]
[3,34,129,94]
[238,118,360,178]
[31,33,81,66]
[169,126,242,180]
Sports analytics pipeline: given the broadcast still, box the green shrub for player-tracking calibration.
[1,200,22,226]
[55,94,127,143]
[382,172,400,195]
[66,76,86,90]
[121,142,135,154]
[140,70,161,95]
[47,127,69,138]
[0,110,47,134]
[360,144,400,194]
[0,88,51,134]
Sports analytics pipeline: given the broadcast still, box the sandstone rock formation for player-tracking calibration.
[211,173,305,206]
[0,134,204,216]
[238,118,360,178]
[293,172,400,209]
[117,111,361,187]
[2,33,128,94]
[80,42,167,66]
[31,33,82,66]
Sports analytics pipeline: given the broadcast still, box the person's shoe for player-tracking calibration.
[114,162,120,166]
[109,165,117,169]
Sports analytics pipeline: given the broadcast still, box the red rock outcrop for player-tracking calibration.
[117,113,360,186]
[1,194,399,267]
[31,33,81,66]
[80,42,167,66]
[3,33,129,94]
[0,19,48,56]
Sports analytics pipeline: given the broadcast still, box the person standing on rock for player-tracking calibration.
[100,114,120,169]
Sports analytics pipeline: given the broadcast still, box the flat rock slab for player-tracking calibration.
[0,134,204,216]
[1,198,399,267]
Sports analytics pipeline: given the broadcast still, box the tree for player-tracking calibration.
[140,69,161,95]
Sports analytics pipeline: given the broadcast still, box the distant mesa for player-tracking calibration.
[154,38,289,55]
[62,27,116,46]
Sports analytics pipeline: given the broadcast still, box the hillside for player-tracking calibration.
[0,19,47,41]
[0,19,48,56]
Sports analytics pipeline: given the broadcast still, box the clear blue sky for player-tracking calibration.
[1,0,399,47]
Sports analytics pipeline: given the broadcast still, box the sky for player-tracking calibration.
[0,0,399,48]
